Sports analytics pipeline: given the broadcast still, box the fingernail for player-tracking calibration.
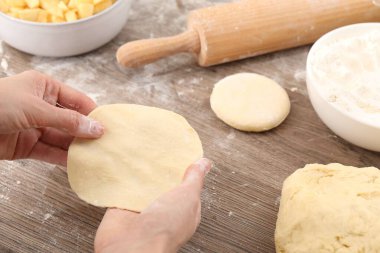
[195,158,211,174]
[79,115,104,137]
[89,120,104,137]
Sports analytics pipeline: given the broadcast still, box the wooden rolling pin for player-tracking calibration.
[117,0,380,68]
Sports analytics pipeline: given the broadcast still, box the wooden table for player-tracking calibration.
[1,1,380,252]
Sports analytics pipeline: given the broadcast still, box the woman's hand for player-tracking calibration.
[0,70,104,166]
[95,158,212,253]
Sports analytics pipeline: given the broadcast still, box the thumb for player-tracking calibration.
[182,158,212,195]
[30,100,104,138]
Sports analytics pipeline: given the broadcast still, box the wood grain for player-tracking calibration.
[1,0,380,253]
[117,29,200,67]
[118,0,380,67]
[190,0,380,66]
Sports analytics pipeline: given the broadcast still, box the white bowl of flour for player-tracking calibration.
[307,23,380,151]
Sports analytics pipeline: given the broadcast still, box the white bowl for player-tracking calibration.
[307,23,380,152]
[0,0,133,57]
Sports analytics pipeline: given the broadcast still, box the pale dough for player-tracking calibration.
[67,104,203,212]
[275,163,380,253]
[210,73,290,132]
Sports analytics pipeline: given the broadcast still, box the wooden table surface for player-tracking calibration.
[1,1,380,252]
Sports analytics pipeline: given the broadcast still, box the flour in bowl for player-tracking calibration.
[309,29,380,125]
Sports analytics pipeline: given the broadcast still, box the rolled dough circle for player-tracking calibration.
[276,163,380,252]
[210,73,290,132]
[67,104,203,212]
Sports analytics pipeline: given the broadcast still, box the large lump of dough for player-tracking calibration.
[275,163,380,253]
[67,104,203,212]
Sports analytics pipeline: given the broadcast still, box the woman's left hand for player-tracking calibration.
[0,70,104,166]
[95,158,212,253]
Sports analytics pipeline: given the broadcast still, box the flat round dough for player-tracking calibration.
[67,104,203,212]
[210,73,290,132]
[275,163,380,253]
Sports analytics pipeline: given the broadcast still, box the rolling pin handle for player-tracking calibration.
[116,29,201,68]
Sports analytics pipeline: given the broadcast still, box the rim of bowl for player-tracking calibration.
[0,0,123,26]
[306,22,380,129]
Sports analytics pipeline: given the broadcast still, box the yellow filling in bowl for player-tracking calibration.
[0,0,116,23]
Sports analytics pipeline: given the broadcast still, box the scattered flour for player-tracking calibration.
[1,58,7,71]
[227,131,236,140]
[0,194,9,200]
[0,40,8,74]
[43,213,52,221]
[275,196,281,206]
[294,69,306,82]
[201,188,216,211]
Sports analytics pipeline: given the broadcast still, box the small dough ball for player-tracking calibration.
[67,104,203,212]
[210,73,290,132]
[275,163,380,253]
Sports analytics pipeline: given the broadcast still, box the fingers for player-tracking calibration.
[19,70,101,138]
[28,141,68,166]
[23,70,97,115]
[146,158,212,211]
[144,158,211,213]
[43,73,97,115]
[182,158,212,195]
[55,82,97,116]
[29,100,104,138]
[52,106,104,138]
[29,71,103,138]
[144,158,212,216]
[6,128,69,166]
[40,128,74,150]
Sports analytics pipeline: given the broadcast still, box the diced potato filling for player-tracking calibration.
[0,0,116,23]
